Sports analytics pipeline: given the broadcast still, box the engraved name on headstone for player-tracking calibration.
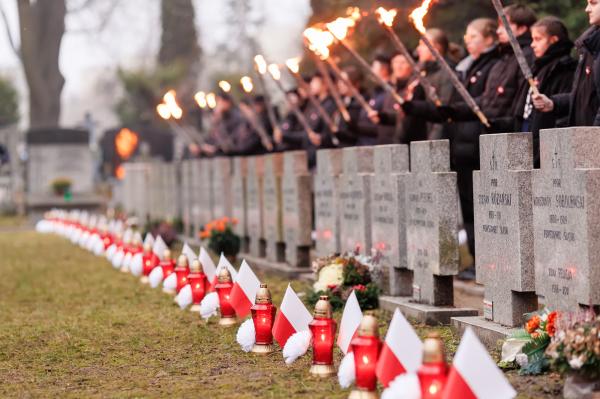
[247,156,266,257]
[314,149,343,257]
[262,153,285,262]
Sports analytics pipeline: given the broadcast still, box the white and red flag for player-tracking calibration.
[272,284,313,348]
[211,252,237,288]
[199,247,217,285]
[442,328,516,399]
[228,260,260,318]
[182,243,196,264]
[336,290,362,354]
[376,308,423,387]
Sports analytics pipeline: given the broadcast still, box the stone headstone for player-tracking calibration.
[197,158,214,227]
[26,129,94,195]
[533,127,600,311]
[147,161,161,221]
[406,140,458,306]
[189,159,202,235]
[232,157,249,251]
[212,157,233,218]
[370,144,411,296]
[282,151,312,266]
[474,133,537,326]
[122,162,151,222]
[262,153,285,262]
[339,147,374,254]
[163,162,178,220]
[180,160,193,236]
[314,149,343,257]
[247,156,266,257]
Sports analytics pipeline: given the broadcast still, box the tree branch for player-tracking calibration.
[0,3,21,60]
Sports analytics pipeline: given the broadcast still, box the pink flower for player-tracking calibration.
[353,284,366,292]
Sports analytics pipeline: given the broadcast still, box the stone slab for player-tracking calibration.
[451,316,518,351]
[379,295,478,326]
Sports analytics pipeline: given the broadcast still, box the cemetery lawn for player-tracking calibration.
[0,231,562,398]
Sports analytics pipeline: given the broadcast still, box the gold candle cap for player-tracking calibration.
[422,332,445,363]
[190,259,201,272]
[255,283,272,304]
[163,249,171,260]
[357,314,378,337]
[143,243,152,252]
[217,267,232,283]
[314,295,333,318]
[177,254,188,267]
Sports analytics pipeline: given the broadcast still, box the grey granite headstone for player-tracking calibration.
[262,153,285,262]
[533,127,600,311]
[212,157,233,218]
[164,162,178,220]
[282,151,312,266]
[180,160,193,235]
[232,157,249,251]
[314,149,343,257]
[189,159,202,235]
[474,133,537,326]
[406,140,458,306]
[198,158,214,228]
[339,147,374,254]
[247,156,266,257]
[147,162,161,221]
[371,144,411,296]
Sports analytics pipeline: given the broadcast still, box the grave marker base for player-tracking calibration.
[239,252,314,279]
[379,295,478,325]
[451,316,519,351]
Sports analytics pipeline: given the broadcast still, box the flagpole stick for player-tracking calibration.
[413,28,490,127]
[379,23,442,106]
[326,27,405,105]
[323,55,376,115]
[309,51,352,122]
[491,0,540,96]
[253,66,284,142]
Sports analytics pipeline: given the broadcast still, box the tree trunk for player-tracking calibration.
[17,0,66,129]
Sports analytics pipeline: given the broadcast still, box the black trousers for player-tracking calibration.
[455,165,476,258]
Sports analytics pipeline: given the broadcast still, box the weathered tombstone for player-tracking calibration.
[533,127,600,312]
[314,149,343,257]
[282,151,312,267]
[232,157,249,252]
[180,160,193,236]
[406,140,458,306]
[371,144,412,296]
[212,157,233,218]
[198,158,214,227]
[164,162,178,220]
[247,156,266,257]
[189,159,202,235]
[474,133,537,326]
[147,161,161,221]
[262,153,285,262]
[339,147,374,254]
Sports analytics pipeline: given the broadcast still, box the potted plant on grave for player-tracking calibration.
[307,253,381,311]
[50,177,72,196]
[546,312,600,398]
[200,217,240,263]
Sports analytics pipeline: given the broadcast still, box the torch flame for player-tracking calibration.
[240,76,254,93]
[156,103,171,120]
[115,128,139,160]
[254,54,268,74]
[303,27,334,59]
[218,80,232,93]
[285,57,300,74]
[159,90,183,120]
[206,92,217,109]
[409,0,436,34]
[267,64,281,81]
[375,7,397,27]
[325,17,357,41]
[194,91,207,109]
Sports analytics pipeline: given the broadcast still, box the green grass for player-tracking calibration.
[0,231,562,398]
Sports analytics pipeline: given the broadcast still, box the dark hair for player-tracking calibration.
[504,4,537,28]
[372,53,391,67]
[341,65,363,86]
[532,16,570,41]
[426,28,449,55]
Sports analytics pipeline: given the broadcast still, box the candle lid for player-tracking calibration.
[255,283,272,304]
[217,267,232,283]
[422,332,445,363]
[163,249,171,260]
[143,243,152,252]
[190,259,202,272]
[314,295,333,318]
[357,314,379,337]
[177,254,188,267]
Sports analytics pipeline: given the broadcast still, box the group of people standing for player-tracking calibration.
[192,1,600,279]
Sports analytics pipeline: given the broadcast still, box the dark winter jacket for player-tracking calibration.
[356,85,395,145]
[377,79,428,144]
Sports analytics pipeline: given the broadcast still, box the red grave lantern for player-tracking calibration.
[141,243,159,284]
[188,259,208,312]
[349,314,382,399]
[215,267,236,326]
[417,332,448,399]
[308,295,337,376]
[250,283,277,353]
[160,249,176,278]
[174,255,190,293]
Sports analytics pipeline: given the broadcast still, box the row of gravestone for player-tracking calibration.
[120,127,600,329]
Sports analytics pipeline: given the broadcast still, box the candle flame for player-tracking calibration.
[285,57,300,74]
[194,91,207,108]
[409,0,436,34]
[268,64,281,81]
[375,7,397,27]
[240,76,254,93]
[206,92,217,109]
[218,80,232,93]
[254,54,268,74]
[303,27,334,59]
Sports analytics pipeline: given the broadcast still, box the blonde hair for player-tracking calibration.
[468,18,498,41]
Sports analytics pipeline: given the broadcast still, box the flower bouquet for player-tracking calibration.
[307,253,380,311]
[199,217,240,260]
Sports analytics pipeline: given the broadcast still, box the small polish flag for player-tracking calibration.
[228,260,260,318]
[376,308,423,387]
[199,247,217,285]
[442,328,516,399]
[182,243,196,265]
[272,284,313,348]
[152,235,168,260]
[211,252,237,288]
[337,290,362,354]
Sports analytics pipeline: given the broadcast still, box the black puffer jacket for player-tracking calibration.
[552,26,600,126]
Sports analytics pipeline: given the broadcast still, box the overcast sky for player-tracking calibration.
[0,0,312,130]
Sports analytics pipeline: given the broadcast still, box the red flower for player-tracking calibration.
[353,284,366,292]
[546,311,558,337]
[526,315,541,334]
[327,284,338,290]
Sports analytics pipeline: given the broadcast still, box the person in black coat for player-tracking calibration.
[493,17,576,167]
[280,88,309,151]
[533,1,600,127]
[334,65,364,147]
